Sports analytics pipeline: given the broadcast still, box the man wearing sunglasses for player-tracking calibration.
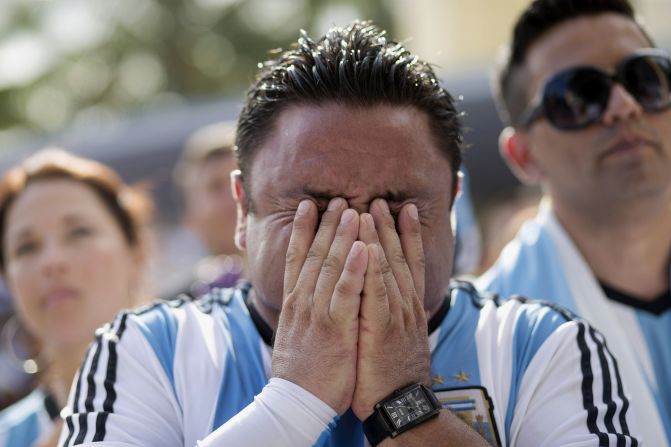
[479,0,671,444]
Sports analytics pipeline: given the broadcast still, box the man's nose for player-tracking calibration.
[601,83,644,126]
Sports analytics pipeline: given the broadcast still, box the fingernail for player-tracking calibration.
[297,200,310,216]
[328,198,343,211]
[341,208,355,225]
[407,204,418,220]
[376,199,389,213]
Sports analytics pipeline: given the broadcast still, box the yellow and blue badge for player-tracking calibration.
[434,386,502,446]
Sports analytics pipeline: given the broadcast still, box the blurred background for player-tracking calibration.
[0,0,669,408]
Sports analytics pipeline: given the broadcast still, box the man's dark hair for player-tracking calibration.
[495,0,652,127]
[236,20,462,204]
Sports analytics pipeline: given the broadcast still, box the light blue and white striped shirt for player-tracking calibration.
[0,389,57,447]
[59,281,639,446]
[478,205,670,445]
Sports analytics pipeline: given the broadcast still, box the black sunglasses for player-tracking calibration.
[519,49,671,130]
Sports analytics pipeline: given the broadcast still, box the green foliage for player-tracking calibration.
[0,0,393,136]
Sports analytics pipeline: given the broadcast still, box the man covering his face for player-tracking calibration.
[59,20,639,447]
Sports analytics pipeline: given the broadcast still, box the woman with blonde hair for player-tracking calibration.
[0,149,153,446]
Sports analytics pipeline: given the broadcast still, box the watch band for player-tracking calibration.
[362,383,441,446]
[363,409,394,446]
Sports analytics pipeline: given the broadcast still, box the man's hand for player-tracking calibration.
[272,198,368,415]
[352,199,431,420]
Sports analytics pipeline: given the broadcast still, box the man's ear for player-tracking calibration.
[231,170,248,250]
[499,126,543,185]
[451,170,462,208]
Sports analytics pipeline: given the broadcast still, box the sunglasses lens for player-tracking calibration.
[621,55,671,111]
[544,68,610,130]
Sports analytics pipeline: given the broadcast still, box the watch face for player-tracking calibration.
[382,386,434,430]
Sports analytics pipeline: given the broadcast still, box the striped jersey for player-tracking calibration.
[59,281,639,446]
[478,205,670,445]
[0,389,58,447]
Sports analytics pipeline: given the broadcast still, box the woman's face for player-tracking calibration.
[2,178,143,351]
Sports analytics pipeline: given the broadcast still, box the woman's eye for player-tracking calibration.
[69,226,93,239]
[13,241,38,257]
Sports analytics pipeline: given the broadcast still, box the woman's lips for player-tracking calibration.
[43,287,78,309]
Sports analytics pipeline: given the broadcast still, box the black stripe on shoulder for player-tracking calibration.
[71,341,95,414]
[455,279,581,323]
[131,295,190,317]
[576,322,638,446]
[63,416,76,447]
[576,322,607,444]
[167,293,191,309]
[589,327,635,446]
[73,332,106,445]
[84,334,105,412]
[588,327,617,435]
[74,413,88,445]
[92,412,109,442]
[449,279,493,309]
[90,312,129,442]
[237,280,252,297]
[508,294,577,323]
[194,285,246,314]
[133,286,240,317]
[193,293,216,314]
[62,316,123,447]
[610,352,633,442]
[212,283,248,306]
[102,313,128,412]
[472,280,578,323]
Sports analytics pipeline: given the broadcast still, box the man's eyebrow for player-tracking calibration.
[298,187,413,204]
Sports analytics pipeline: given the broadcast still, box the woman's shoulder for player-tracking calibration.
[0,389,44,424]
[0,389,49,444]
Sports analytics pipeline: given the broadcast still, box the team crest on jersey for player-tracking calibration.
[435,386,501,446]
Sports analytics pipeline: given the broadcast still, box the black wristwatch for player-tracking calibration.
[362,383,442,446]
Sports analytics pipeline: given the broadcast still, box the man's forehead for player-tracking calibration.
[525,13,650,92]
[245,102,454,202]
[260,103,440,160]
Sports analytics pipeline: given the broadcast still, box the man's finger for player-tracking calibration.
[358,212,379,245]
[329,240,367,323]
[314,208,360,316]
[284,200,318,297]
[370,199,414,307]
[397,203,425,304]
[292,197,347,296]
[360,244,391,329]
[358,212,401,316]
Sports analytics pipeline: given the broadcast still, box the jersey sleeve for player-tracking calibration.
[58,310,339,447]
[511,320,641,446]
[198,378,338,447]
[59,312,183,447]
